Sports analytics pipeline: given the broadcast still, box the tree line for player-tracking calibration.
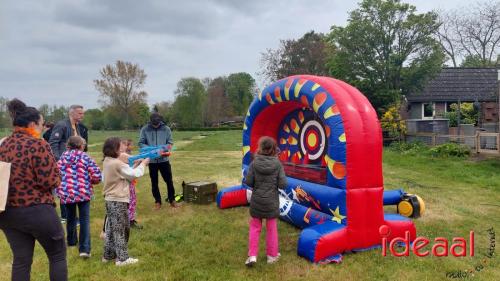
[0,62,256,130]
[1,0,498,129]
[260,0,499,111]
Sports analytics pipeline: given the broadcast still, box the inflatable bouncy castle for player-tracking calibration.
[217,75,423,263]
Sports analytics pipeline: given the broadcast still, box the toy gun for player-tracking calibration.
[128,144,172,167]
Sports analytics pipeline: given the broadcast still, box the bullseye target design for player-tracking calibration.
[299,120,326,161]
[278,108,327,165]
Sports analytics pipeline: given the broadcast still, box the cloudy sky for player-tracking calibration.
[1,0,471,109]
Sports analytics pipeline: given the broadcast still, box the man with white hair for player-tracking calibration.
[49,105,88,223]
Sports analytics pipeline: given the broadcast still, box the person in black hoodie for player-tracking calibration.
[244,136,287,266]
[139,113,178,210]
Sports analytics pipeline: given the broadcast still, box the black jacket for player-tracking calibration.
[49,119,88,159]
[245,155,287,219]
[42,128,53,142]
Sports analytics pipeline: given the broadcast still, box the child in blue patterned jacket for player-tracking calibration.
[56,136,102,258]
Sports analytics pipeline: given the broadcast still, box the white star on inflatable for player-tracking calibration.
[329,206,346,224]
[291,188,298,201]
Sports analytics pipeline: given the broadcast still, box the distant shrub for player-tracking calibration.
[389,141,471,158]
[381,103,406,139]
[429,143,470,158]
[444,103,478,126]
[388,141,428,155]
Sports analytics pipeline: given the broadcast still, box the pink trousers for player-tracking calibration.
[248,217,279,257]
[128,182,137,221]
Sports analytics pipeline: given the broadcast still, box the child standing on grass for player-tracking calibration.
[124,139,142,229]
[244,136,287,266]
[101,137,149,266]
[56,136,102,258]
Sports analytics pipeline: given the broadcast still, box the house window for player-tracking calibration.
[422,103,434,119]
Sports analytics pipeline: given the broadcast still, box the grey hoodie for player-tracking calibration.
[138,122,173,163]
[245,155,287,219]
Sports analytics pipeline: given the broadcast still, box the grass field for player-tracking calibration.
[0,129,499,281]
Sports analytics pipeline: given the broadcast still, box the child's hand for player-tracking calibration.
[118,153,130,164]
[141,158,150,166]
[132,159,142,168]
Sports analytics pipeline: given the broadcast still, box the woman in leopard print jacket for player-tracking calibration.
[0,99,67,281]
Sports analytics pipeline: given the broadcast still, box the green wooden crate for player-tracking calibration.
[182,181,218,204]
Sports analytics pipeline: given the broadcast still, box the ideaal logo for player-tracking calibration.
[378,226,496,279]
[379,225,474,257]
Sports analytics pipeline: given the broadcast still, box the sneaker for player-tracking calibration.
[115,257,139,266]
[267,253,281,264]
[61,218,67,224]
[130,220,143,229]
[245,256,257,267]
[102,257,114,263]
[79,253,91,258]
[153,203,161,211]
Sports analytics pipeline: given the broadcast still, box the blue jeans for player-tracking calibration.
[65,201,91,254]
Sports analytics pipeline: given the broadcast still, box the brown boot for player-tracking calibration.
[169,201,179,208]
[154,203,161,210]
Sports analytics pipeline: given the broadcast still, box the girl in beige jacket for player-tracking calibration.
[101,137,149,266]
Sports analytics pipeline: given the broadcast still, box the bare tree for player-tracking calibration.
[94,60,148,129]
[437,1,500,66]
[436,11,460,66]
[458,1,500,65]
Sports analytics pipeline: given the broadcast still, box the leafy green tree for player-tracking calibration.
[327,0,445,111]
[0,97,9,128]
[50,105,68,122]
[460,54,499,67]
[38,104,50,121]
[171,78,206,128]
[225,73,256,116]
[260,31,333,83]
[83,108,105,130]
[153,101,173,124]
[129,102,151,129]
[102,107,124,130]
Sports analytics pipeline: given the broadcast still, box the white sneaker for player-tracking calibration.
[267,253,281,264]
[79,253,91,258]
[115,257,139,266]
[245,256,257,267]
